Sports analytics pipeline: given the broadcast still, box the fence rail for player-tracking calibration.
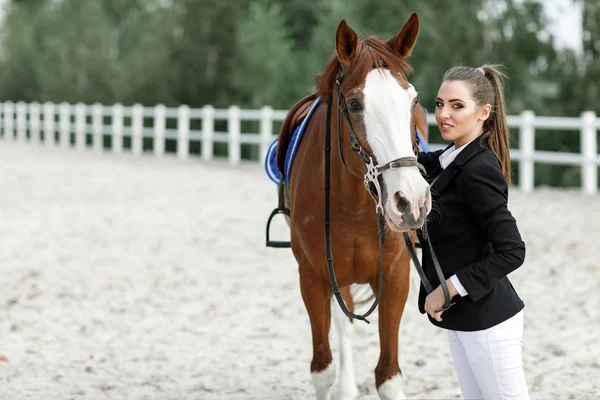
[0,101,598,194]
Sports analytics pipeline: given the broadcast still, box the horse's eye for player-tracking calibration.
[348,99,363,112]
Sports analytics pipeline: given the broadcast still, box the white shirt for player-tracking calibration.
[438,139,477,297]
[438,137,477,169]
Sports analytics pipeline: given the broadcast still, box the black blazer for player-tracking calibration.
[417,138,525,331]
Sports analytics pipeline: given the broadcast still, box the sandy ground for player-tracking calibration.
[0,141,599,400]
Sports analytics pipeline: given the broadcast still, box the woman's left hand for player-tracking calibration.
[424,279,458,321]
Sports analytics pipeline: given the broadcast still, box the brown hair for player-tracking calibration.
[442,64,511,186]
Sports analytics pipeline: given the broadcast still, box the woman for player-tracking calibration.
[417,65,530,399]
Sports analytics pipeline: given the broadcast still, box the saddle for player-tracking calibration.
[265,92,319,248]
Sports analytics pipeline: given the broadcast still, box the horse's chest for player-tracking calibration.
[334,223,395,281]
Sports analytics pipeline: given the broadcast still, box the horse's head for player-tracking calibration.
[317,13,431,232]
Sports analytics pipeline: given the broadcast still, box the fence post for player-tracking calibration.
[4,102,14,140]
[202,105,214,162]
[0,103,3,139]
[581,111,597,195]
[112,104,123,153]
[519,110,535,193]
[29,102,41,144]
[154,104,166,157]
[92,104,103,152]
[259,106,273,165]
[59,103,71,149]
[16,102,27,142]
[132,104,143,156]
[75,103,86,150]
[43,102,55,146]
[177,105,190,159]
[228,106,241,165]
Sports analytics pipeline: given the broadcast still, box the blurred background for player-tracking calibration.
[0,0,597,188]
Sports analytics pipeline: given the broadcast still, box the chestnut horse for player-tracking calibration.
[277,14,431,399]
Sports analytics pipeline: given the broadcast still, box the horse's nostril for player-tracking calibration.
[395,193,410,212]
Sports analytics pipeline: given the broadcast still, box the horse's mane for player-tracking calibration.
[315,36,414,99]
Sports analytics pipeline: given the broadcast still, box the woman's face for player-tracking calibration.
[434,80,491,148]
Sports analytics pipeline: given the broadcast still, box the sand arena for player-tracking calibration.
[0,142,598,399]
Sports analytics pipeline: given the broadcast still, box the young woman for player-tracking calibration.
[417,65,530,399]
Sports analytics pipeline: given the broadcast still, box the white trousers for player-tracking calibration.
[448,310,530,400]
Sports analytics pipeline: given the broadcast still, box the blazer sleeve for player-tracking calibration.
[418,149,443,177]
[455,155,526,302]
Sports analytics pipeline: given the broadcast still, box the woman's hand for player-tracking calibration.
[424,279,458,321]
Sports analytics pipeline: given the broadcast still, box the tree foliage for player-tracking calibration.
[0,0,596,186]
[230,1,298,108]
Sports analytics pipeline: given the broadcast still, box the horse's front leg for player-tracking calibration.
[373,252,411,400]
[330,286,359,400]
[300,266,335,400]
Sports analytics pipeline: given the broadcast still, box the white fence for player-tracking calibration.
[0,101,598,194]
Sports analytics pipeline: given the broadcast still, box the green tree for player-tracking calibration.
[34,0,115,103]
[267,0,326,51]
[0,0,45,102]
[531,0,600,187]
[166,0,250,107]
[580,0,600,110]
[231,1,299,108]
[479,0,559,114]
[106,1,176,105]
[565,0,600,113]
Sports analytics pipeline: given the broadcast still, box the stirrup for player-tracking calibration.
[265,207,291,248]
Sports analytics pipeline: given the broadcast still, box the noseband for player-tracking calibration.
[325,68,453,324]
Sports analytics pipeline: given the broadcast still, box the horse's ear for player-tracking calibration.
[387,12,420,58]
[336,20,358,66]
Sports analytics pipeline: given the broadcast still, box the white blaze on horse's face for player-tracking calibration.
[362,69,431,231]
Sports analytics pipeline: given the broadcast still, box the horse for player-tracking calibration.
[273,13,431,399]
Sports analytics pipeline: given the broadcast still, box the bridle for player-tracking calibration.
[334,69,425,208]
[325,67,454,324]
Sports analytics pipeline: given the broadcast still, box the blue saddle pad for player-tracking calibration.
[265,97,321,184]
[418,130,429,152]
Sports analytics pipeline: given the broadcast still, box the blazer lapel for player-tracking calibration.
[431,164,460,194]
[431,138,487,194]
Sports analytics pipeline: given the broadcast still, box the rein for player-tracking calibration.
[324,69,454,324]
[324,96,384,324]
[402,226,455,313]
